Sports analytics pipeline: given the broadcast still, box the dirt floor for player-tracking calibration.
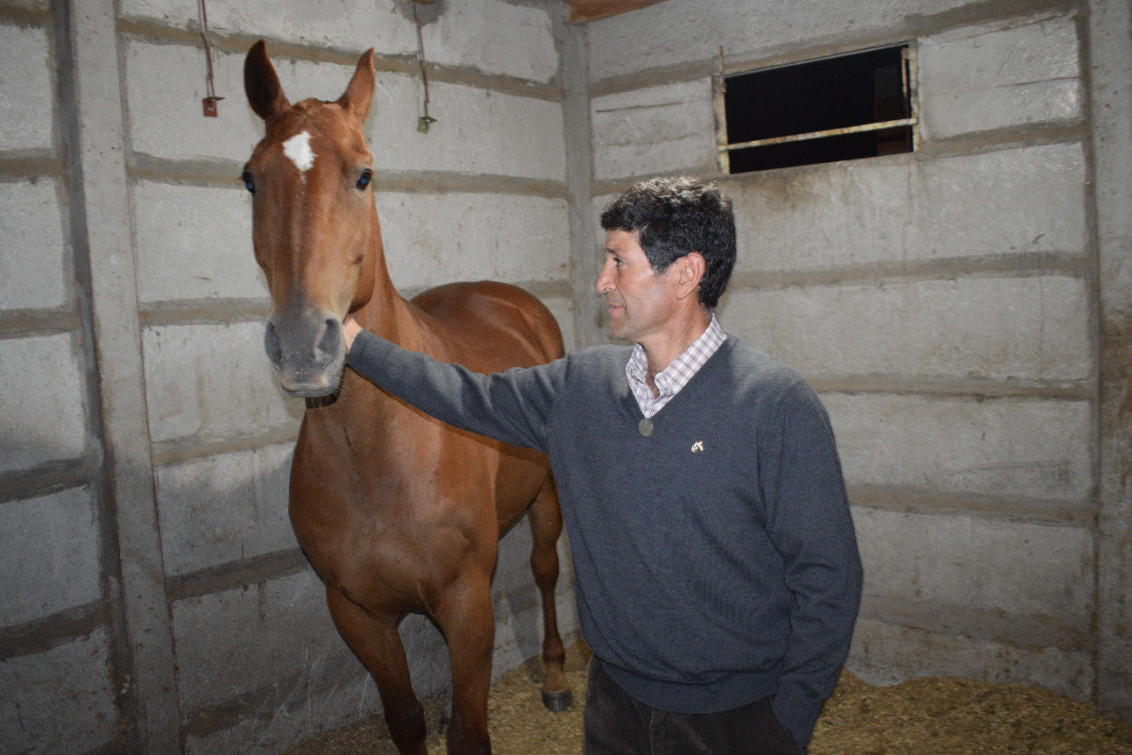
[288,642,1132,754]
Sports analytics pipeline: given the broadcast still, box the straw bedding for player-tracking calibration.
[288,642,1132,754]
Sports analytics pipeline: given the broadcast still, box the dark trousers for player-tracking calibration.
[584,657,805,755]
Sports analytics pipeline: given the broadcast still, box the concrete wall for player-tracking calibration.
[0,0,578,752]
[584,0,1131,720]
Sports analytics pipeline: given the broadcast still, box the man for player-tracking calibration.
[343,176,862,754]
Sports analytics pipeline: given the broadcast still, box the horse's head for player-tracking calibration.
[243,41,379,397]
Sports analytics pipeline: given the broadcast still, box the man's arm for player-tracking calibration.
[760,381,864,749]
[342,319,564,453]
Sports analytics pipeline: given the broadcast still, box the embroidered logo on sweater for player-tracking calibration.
[691,440,704,453]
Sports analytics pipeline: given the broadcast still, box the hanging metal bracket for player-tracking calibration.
[199,0,224,117]
[413,2,436,133]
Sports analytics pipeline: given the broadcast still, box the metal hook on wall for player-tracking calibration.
[199,0,224,117]
[412,1,438,133]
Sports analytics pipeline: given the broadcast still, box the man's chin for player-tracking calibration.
[608,325,632,342]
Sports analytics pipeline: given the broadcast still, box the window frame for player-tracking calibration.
[713,43,921,174]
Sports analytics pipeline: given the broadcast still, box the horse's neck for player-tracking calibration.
[308,329,423,449]
[311,225,446,439]
[354,277,436,356]
[352,227,438,353]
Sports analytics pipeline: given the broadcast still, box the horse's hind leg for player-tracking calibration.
[527,475,572,711]
[326,587,427,755]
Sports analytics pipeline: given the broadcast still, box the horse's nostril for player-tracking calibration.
[264,320,283,366]
[316,318,341,360]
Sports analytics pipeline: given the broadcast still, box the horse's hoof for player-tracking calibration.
[542,689,573,712]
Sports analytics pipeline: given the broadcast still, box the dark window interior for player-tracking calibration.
[723,46,914,173]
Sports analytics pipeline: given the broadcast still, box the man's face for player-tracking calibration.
[596,229,682,343]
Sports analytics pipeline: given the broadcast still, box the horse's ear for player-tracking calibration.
[244,40,291,121]
[338,49,375,124]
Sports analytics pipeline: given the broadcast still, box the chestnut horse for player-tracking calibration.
[241,41,570,754]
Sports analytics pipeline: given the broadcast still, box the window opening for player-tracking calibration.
[716,44,917,174]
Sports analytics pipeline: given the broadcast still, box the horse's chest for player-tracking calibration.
[285,409,504,602]
[289,452,490,603]
[293,494,478,607]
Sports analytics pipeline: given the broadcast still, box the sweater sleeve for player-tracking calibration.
[345,329,566,454]
[760,381,864,748]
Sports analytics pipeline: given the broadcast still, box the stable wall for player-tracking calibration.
[583,0,1131,719]
[0,0,578,752]
[4,0,1131,752]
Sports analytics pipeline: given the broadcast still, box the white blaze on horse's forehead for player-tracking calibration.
[282,130,317,174]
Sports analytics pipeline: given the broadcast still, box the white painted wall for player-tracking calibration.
[2,0,1130,751]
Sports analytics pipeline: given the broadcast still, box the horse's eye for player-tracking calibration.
[355,168,373,191]
[241,171,256,195]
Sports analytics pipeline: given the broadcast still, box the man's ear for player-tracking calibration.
[675,253,706,301]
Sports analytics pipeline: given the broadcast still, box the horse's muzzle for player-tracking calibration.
[265,312,345,397]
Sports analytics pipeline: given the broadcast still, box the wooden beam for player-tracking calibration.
[566,0,670,23]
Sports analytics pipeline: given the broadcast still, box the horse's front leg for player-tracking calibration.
[325,587,428,755]
[437,571,496,754]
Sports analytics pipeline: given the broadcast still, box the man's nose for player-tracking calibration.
[595,261,613,294]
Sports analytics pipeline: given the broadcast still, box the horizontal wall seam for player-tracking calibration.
[114,17,563,102]
[128,154,571,199]
[591,125,1084,198]
[0,151,62,178]
[138,280,574,330]
[725,252,1089,292]
[859,593,1093,654]
[182,649,365,739]
[590,59,714,98]
[128,154,243,188]
[0,601,108,661]
[375,169,569,198]
[0,5,50,26]
[901,0,1080,43]
[166,548,310,603]
[812,374,1094,401]
[151,426,299,467]
[918,120,1088,159]
[592,125,1085,195]
[0,458,93,505]
[139,299,273,328]
[849,484,1096,526]
[588,0,1078,96]
[0,308,81,338]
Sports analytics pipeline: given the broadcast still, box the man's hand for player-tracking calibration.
[342,316,362,351]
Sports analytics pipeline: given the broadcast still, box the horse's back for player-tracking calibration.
[411,281,565,371]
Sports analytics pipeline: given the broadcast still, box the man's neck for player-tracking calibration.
[640,308,713,379]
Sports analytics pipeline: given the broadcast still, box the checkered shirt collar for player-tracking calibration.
[626,314,727,417]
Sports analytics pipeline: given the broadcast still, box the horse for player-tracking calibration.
[241,41,571,754]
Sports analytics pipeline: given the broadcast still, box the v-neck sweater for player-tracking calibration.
[347,331,863,747]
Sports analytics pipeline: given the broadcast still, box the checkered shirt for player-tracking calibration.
[626,314,727,419]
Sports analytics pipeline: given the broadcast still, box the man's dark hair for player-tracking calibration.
[600,176,737,308]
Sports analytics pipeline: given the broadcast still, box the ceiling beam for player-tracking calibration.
[566,0,670,23]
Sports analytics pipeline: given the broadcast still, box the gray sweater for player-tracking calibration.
[347,332,862,747]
